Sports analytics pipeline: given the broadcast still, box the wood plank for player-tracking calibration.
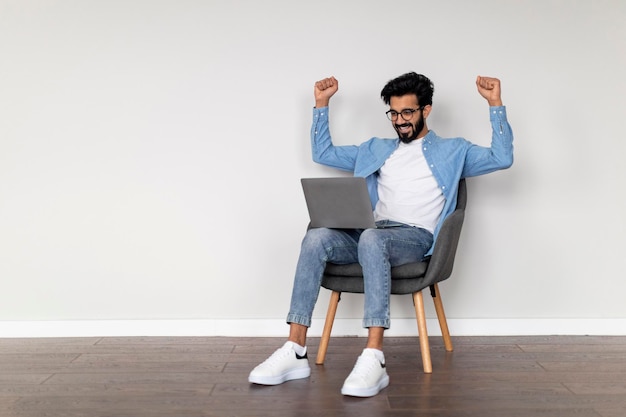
[0,336,625,417]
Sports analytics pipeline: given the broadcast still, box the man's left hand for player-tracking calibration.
[476,76,503,107]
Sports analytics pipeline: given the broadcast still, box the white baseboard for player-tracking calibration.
[1,318,626,338]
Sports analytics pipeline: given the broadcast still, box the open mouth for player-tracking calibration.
[396,123,412,135]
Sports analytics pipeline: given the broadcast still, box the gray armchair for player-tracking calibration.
[315,179,467,373]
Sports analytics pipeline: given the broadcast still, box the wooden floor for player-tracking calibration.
[1,336,626,417]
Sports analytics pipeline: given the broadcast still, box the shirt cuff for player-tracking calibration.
[489,106,507,121]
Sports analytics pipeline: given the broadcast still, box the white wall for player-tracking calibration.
[1,0,625,337]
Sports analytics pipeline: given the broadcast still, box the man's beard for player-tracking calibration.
[395,114,425,144]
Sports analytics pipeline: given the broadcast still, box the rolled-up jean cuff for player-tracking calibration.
[286,314,311,328]
[363,318,390,329]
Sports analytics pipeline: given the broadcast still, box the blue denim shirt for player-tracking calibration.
[310,106,514,255]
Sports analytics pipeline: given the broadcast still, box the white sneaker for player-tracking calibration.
[341,349,389,397]
[248,341,311,385]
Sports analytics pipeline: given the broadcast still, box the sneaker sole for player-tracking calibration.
[248,366,311,385]
[341,374,390,397]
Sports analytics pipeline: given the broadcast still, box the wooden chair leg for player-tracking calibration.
[431,283,453,352]
[315,291,341,365]
[413,290,432,374]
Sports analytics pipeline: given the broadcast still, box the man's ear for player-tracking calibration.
[422,104,432,119]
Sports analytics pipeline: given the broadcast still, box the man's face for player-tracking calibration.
[389,95,428,144]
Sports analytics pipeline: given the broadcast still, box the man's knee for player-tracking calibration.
[302,227,331,247]
[358,229,385,248]
[301,228,345,257]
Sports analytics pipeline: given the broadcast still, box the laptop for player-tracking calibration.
[301,177,376,229]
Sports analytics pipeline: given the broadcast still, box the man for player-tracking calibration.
[249,72,514,397]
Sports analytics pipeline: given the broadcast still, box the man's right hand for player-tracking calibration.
[314,76,338,108]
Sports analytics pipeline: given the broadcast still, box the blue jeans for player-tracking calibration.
[286,222,433,329]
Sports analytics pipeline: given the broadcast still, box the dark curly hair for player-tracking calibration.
[380,72,434,106]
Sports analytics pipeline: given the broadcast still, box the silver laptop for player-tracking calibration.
[301,177,376,229]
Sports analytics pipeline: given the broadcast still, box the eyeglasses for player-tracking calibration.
[385,106,424,121]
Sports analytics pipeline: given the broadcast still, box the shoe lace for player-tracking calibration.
[261,344,292,368]
[350,354,380,379]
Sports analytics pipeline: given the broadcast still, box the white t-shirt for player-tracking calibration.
[373,138,445,233]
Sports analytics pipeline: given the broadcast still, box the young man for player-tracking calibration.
[249,72,514,397]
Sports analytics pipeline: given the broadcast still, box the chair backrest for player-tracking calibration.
[421,178,467,288]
